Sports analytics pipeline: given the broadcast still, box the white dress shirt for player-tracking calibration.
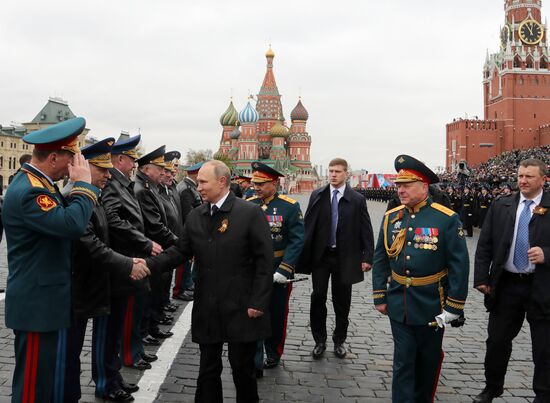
[504,190,544,273]
[329,183,346,205]
[210,190,230,215]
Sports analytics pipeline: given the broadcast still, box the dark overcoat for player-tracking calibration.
[296,184,374,285]
[474,191,550,319]
[147,191,273,343]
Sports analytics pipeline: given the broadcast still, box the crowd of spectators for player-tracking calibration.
[439,145,550,188]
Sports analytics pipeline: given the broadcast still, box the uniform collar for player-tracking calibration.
[406,197,430,213]
[262,192,278,205]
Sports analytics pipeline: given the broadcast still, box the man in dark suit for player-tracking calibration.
[297,157,374,359]
[147,160,273,403]
[473,158,550,403]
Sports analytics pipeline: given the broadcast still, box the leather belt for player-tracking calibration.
[274,250,285,258]
[392,269,448,288]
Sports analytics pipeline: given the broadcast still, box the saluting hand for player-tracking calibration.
[130,258,151,281]
[247,308,264,318]
[68,153,92,184]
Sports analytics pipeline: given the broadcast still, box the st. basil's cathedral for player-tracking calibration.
[216,47,317,193]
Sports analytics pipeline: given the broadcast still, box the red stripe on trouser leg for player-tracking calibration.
[431,349,444,402]
[22,332,34,403]
[29,333,39,403]
[123,296,135,365]
[172,264,184,297]
[277,283,292,357]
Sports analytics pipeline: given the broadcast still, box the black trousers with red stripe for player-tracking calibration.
[12,330,58,403]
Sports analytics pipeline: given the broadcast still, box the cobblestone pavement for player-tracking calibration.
[0,198,536,402]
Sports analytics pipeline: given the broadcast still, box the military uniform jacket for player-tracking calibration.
[72,202,133,319]
[158,184,183,238]
[102,168,151,296]
[372,198,470,325]
[176,177,202,223]
[474,192,550,319]
[147,192,273,343]
[2,164,100,332]
[134,171,178,249]
[247,193,305,279]
[461,193,475,222]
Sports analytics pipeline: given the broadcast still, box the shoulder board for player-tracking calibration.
[246,195,260,202]
[278,194,297,204]
[384,204,405,216]
[25,172,45,189]
[431,202,456,217]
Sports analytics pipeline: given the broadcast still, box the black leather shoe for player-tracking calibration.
[312,342,326,359]
[472,387,503,403]
[255,369,263,379]
[150,329,173,339]
[155,316,173,325]
[334,343,347,358]
[119,381,139,393]
[141,352,158,363]
[142,335,161,346]
[164,304,177,312]
[95,389,134,402]
[264,357,279,369]
[174,291,193,301]
[126,359,151,371]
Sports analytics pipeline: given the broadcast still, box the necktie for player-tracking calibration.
[211,205,219,216]
[329,189,339,247]
[513,200,534,272]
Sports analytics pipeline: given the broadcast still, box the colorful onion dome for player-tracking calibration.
[290,98,309,121]
[219,101,239,127]
[238,101,259,124]
[270,121,289,138]
[266,46,275,58]
[230,126,241,139]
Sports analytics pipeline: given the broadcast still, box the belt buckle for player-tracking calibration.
[406,277,412,288]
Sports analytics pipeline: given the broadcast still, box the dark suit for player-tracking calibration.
[474,191,550,398]
[297,184,374,344]
[147,191,273,403]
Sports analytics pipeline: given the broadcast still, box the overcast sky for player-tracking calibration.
[0,0,516,172]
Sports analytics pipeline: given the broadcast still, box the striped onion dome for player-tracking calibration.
[238,101,259,124]
[270,121,289,138]
[219,101,239,127]
[230,126,241,139]
[290,99,309,121]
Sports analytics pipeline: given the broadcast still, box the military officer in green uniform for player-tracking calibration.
[372,155,469,402]
[247,162,305,377]
[240,175,256,199]
[2,117,100,403]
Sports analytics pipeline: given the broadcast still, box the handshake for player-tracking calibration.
[130,258,151,281]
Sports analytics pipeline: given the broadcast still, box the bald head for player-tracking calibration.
[197,160,231,203]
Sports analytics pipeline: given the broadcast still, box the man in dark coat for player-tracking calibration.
[297,157,374,359]
[173,161,204,301]
[461,185,475,237]
[473,158,550,403]
[102,135,161,371]
[134,145,179,343]
[57,138,150,403]
[147,160,273,403]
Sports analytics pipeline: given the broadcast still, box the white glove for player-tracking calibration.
[273,272,287,284]
[435,310,460,328]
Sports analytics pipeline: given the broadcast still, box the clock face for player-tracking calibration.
[518,19,544,45]
[501,25,511,48]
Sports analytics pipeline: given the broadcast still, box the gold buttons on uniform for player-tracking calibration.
[411,215,416,219]
[407,242,411,246]
[406,256,411,260]
[409,227,413,231]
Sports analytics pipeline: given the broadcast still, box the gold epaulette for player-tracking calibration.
[246,195,259,202]
[431,203,455,217]
[278,194,297,204]
[26,173,44,189]
[384,204,405,216]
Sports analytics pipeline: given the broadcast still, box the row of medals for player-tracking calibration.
[270,221,283,242]
[413,235,438,250]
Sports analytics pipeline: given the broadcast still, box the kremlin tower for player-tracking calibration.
[217,47,316,192]
[446,0,550,169]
